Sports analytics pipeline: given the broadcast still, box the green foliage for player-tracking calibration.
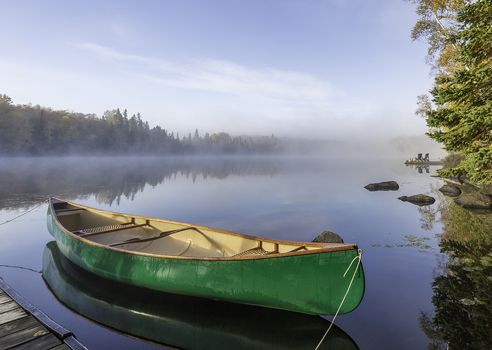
[441,152,465,168]
[0,95,280,155]
[414,0,492,184]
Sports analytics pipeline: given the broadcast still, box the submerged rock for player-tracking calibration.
[364,181,399,191]
[398,194,435,206]
[454,192,492,210]
[312,230,344,244]
[439,184,462,197]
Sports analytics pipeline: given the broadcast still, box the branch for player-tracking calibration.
[432,10,469,71]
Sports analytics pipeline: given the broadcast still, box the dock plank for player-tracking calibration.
[0,300,20,313]
[0,308,27,326]
[0,316,38,338]
[0,323,49,348]
[9,333,61,349]
[0,293,11,305]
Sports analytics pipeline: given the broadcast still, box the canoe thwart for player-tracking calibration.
[108,226,200,247]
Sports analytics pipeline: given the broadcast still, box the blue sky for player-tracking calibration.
[0,0,432,139]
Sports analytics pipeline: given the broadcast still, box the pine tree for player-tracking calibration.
[418,0,492,183]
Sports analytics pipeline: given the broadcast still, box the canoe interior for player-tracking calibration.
[52,199,351,259]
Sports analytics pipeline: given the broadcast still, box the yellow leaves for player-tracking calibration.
[438,44,462,73]
[430,0,466,13]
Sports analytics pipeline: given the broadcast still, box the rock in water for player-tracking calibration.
[312,230,344,244]
[398,194,435,206]
[438,184,461,197]
[364,181,399,191]
[454,192,492,210]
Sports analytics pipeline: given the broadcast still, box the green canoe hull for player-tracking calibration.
[47,205,365,315]
[43,241,360,350]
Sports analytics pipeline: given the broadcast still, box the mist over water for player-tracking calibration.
[0,92,445,158]
[0,153,441,210]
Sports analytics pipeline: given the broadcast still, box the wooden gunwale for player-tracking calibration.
[49,198,357,261]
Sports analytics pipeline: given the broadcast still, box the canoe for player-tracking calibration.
[43,241,360,350]
[46,197,365,315]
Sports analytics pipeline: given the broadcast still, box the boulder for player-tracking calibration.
[481,184,492,196]
[439,184,462,197]
[398,194,436,206]
[312,230,344,244]
[454,192,492,210]
[364,181,399,191]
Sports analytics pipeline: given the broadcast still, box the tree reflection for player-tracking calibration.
[418,205,438,231]
[0,157,280,210]
[421,201,492,350]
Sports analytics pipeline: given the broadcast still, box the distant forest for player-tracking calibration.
[0,94,279,155]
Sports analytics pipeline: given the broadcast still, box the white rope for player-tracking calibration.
[0,199,48,226]
[0,199,49,275]
[314,249,363,350]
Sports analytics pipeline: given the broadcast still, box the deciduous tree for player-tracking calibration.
[412,0,492,183]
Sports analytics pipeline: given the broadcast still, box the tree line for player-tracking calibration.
[411,0,491,184]
[0,94,280,155]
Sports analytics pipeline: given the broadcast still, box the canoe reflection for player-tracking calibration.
[42,242,359,350]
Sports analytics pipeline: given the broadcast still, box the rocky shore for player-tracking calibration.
[439,180,492,210]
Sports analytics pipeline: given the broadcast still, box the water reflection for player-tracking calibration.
[42,242,359,350]
[0,157,280,209]
[405,164,431,174]
[2,156,467,349]
[420,201,492,350]
[417,205,438,231]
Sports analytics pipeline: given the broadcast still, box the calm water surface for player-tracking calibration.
[0,157,490,349]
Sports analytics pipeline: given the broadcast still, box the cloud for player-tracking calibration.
[70,42,334,104]
[57,42,428,139]
[70,42,176,70]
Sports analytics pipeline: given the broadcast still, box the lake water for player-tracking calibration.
[0,156,490,349]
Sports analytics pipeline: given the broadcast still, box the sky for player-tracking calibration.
[0,0,433,140]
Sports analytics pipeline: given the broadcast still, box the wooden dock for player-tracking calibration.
[0,278,87,350]
[404,160,443,165]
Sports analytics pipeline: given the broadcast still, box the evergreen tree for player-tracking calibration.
[0,94,281,156]
[414,0,492,183]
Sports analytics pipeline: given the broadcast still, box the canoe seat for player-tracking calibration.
[56,209,85,217]
[56,208,86,213]
[232,247,270,258]
[77,222,138,236]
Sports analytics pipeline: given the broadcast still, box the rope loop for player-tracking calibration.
[343,249,362,277]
